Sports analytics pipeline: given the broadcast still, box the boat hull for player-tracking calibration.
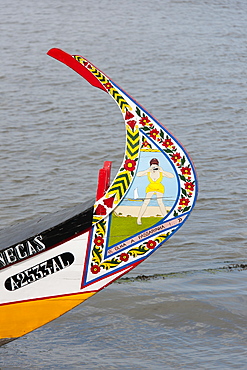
[0,291,96,342]
[0,48,198,345]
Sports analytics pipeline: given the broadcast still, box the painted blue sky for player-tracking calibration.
[123,150,179,204]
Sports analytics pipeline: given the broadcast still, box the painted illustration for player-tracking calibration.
[136,157,174,224]
[0,48,197,346]
[107,144,178,248]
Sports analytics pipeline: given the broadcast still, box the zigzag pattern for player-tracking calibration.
[106,171,132,203]
[74,56,84,63]
[74,56,108,84]
[89,66,108,84]
[110,88,131,113]
[74,55,130,113]
[126,127,140,160]
[73,55,142,223]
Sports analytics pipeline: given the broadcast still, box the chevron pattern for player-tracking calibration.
[74,55,131,113]
[126,126,140,160]
[74,56,108,84]
[72,55,142,223]
[90,68,108,84]
[109,88,131,113]
[106,171,132,203]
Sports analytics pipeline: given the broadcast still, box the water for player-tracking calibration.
[0,0,247,368]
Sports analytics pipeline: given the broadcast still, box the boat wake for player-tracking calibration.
[117,262,247,283]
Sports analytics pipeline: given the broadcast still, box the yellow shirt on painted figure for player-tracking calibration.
[146,172,164,194]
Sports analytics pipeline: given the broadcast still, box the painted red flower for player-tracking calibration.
[179,198,190,207]
[104,82,113,90]
[162,138,173,148]
[125,110,134,120]
[146,240,157,249]
[171,152,181,163]
[91,264,101,274]
[181,167,191,176]
[142,140,150,147]
[149,129,159,140]
[94,236,104,246]
[184,182,195,193]
[127,119,137,130]
[139,116,151,126]
[119,253,129,262]
[124,159,136,172]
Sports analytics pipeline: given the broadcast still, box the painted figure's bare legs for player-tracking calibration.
[137,192,153,225]
[157,192,168,217]
[137,192,167,225]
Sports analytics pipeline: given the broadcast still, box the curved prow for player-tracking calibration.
[47,48,107,92]
[47,48,198,229]
[0,49,198,347]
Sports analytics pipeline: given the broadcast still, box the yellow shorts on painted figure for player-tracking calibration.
[146,172,165,194]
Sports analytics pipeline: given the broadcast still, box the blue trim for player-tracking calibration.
[106,213,189,258]
[82,212,189,287]
[140,129,181,215]
[109,78,198,207]
[104,213,113,259]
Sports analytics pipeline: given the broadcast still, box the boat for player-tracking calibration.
[0,48,198,346]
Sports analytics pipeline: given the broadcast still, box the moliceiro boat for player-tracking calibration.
[0,49,198,346]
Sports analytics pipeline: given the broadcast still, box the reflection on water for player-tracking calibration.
[1,0,247,368]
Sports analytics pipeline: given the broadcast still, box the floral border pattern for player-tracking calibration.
[73,55,197,285]
[74,55,196,226]
[89,219,172,277]
[73,55,142,225]
[136,108,196,217]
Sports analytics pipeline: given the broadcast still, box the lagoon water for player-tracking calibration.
[0,0,247,368]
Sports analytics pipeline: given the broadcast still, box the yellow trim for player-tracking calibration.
[0,291,95,340]
[140,148,160,152]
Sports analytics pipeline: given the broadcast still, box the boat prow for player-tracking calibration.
[0,49,198,345]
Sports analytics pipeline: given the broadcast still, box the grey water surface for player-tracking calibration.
[0,0,247,369]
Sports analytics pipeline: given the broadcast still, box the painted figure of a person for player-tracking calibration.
[136,158,174,225]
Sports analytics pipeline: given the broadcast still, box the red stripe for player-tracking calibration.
[0,289,97,307]
[47,48,107,92]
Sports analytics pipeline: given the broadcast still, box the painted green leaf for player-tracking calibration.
[92,245,103,265]
[128,245,149,258]
[136,107,141,117]
[179,174,187,182]
[96,221,107,237]
[181,188,187,197]
[164,148,174,154]
[142,126,150,132]
[100,258,121,270]
[182,206,191,213]
[154,232,170,243]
